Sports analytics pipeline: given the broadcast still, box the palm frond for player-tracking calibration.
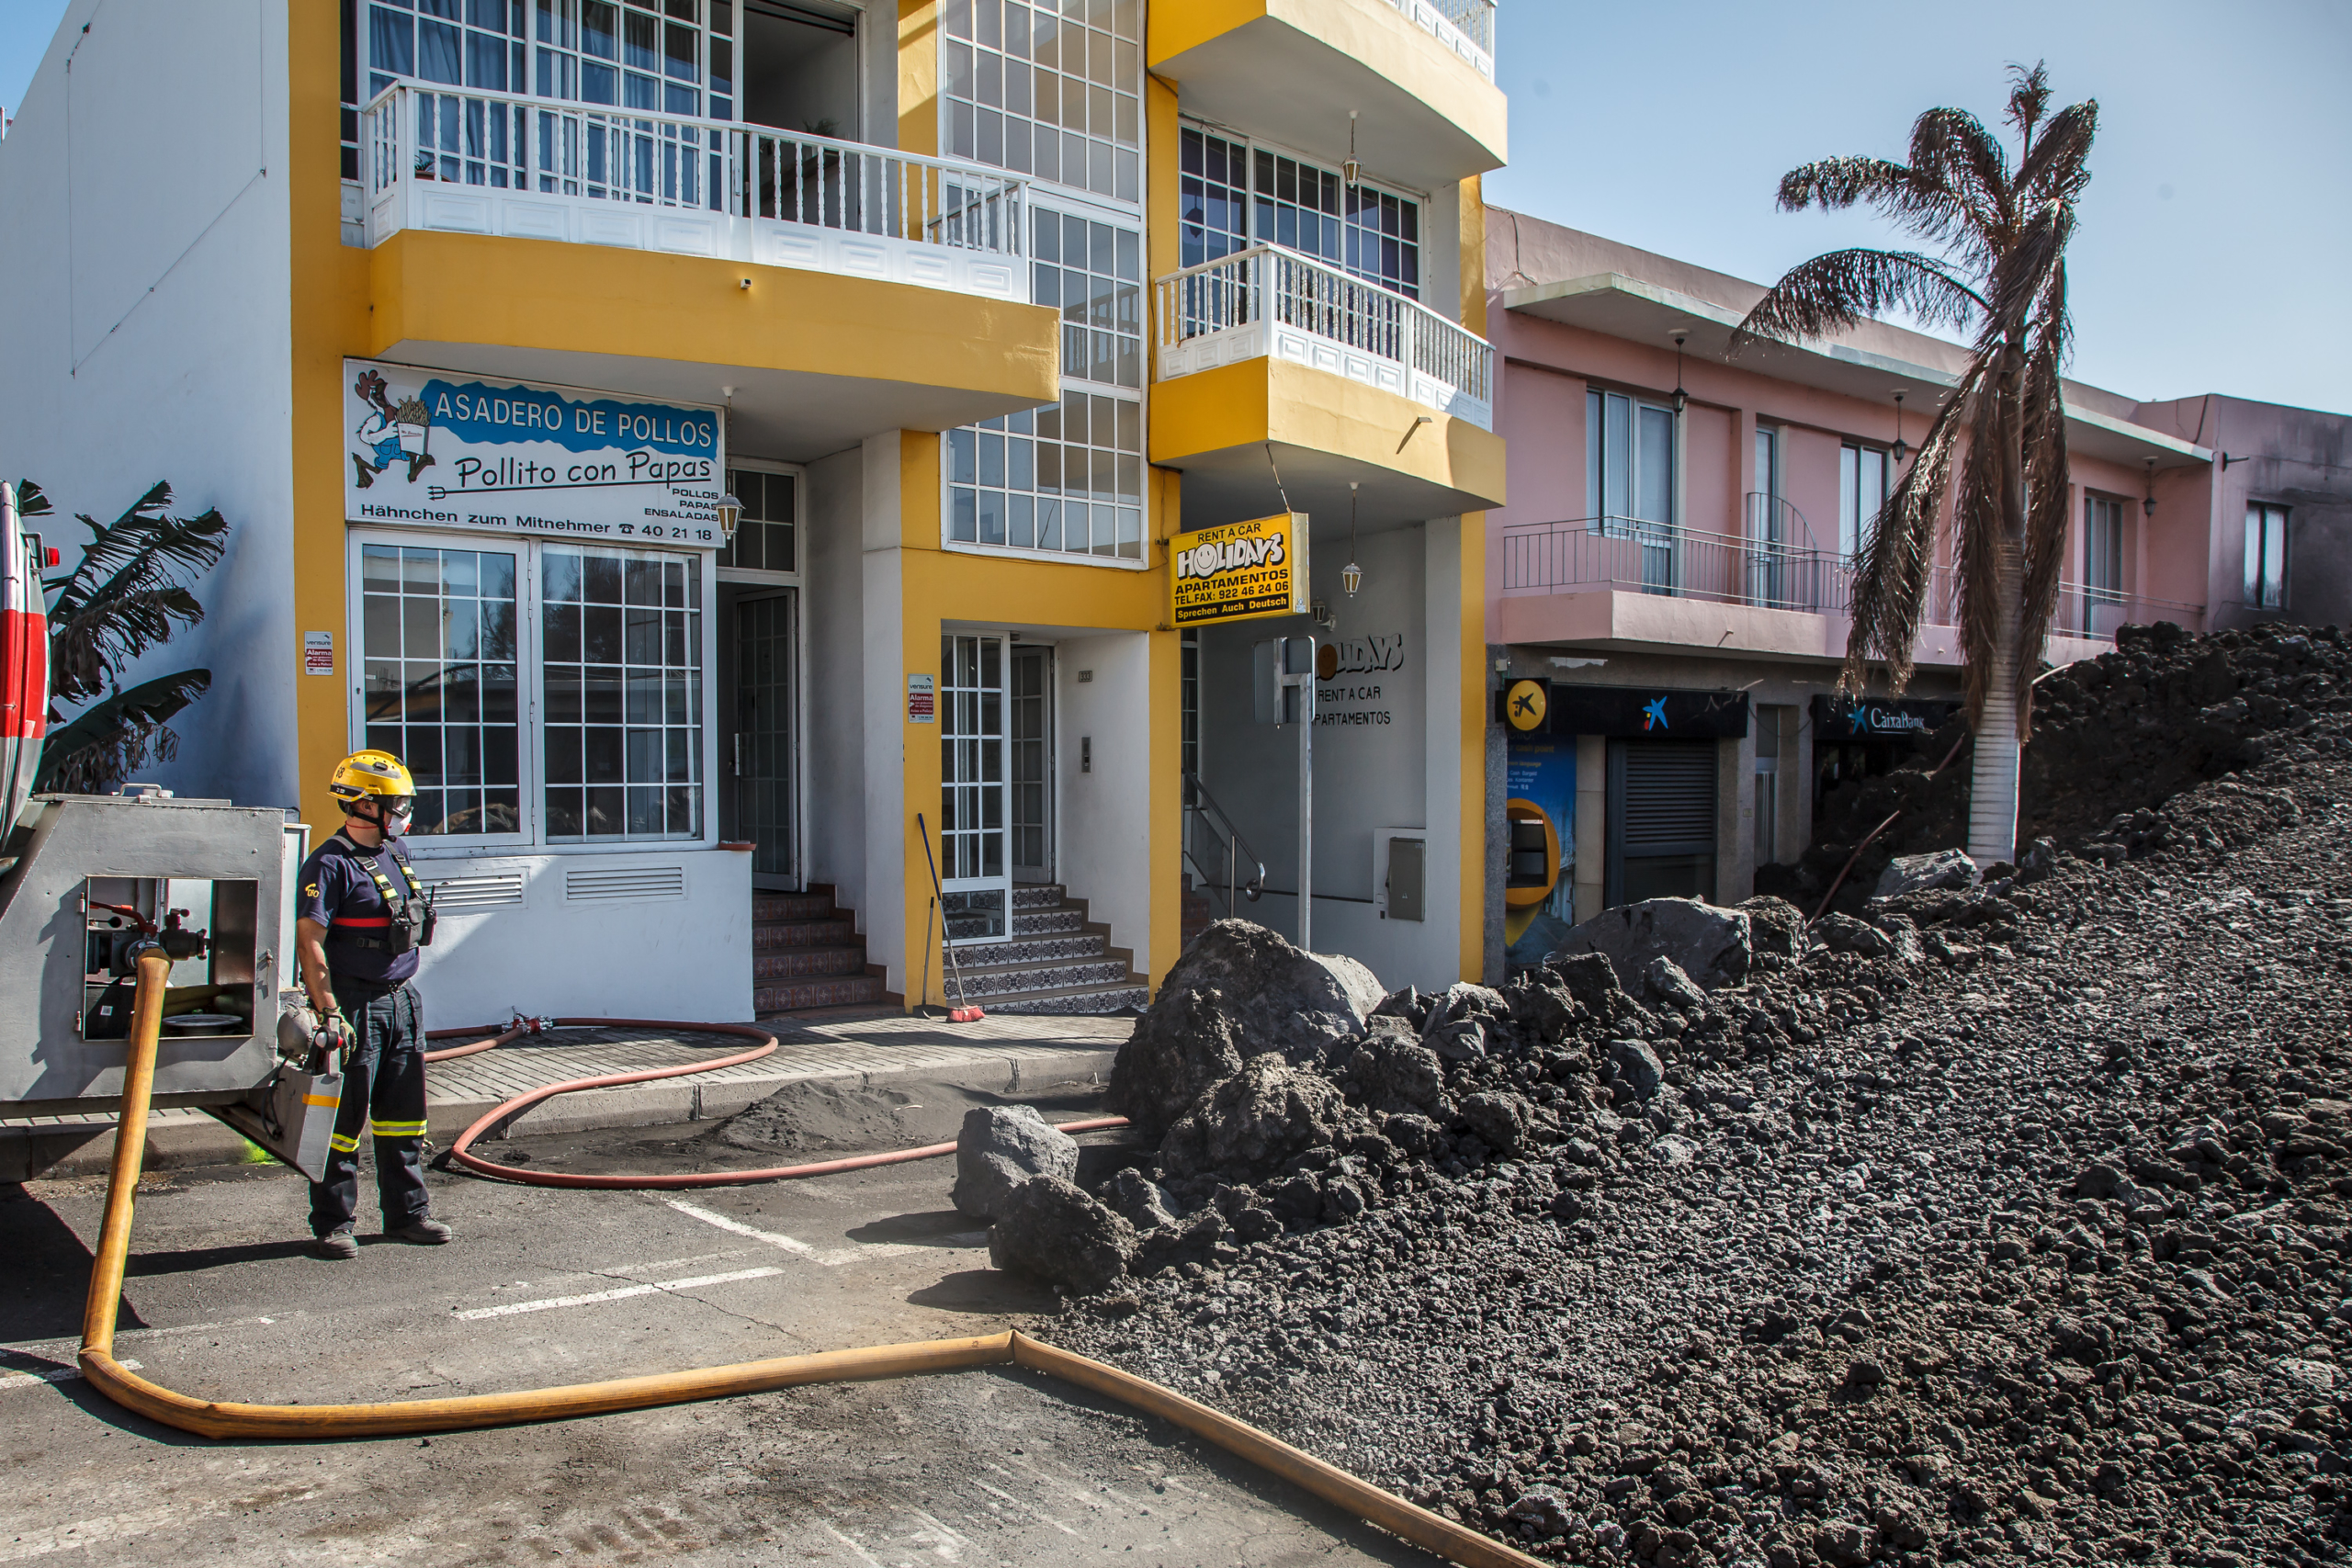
[2014,268,2075,725]
[12,480,51,519]
[1984,209,2072,336]
[2006,61,2053,146]
[1950,372,2018,724]
[1730,249,1986,355]
[1840,367,1980,695]
[48,585,208,703]
[1905,107,2008,251]
[33,668,210,795]
[2014,101,2098,207]
[45,484,226,616]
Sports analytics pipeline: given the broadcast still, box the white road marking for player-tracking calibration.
[0,1484,324,1562]
[815,1518,888,1567]
[3,1316,277,1356]
[969,1476,1082,1538]
[478,1250,745,1292]
[0,1359,141,1392]
[663,1199,927,1267]
[454,1267,783,1320]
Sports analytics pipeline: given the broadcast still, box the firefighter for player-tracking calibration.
[293,750,452,1260]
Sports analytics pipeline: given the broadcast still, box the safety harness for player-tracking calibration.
[321,832,436,961]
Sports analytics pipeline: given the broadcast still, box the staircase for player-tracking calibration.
[937,884,1148,1015]
[752,885,888,1015]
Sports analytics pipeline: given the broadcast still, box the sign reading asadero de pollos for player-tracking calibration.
[343,359,729,548]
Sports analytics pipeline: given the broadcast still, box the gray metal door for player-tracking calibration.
[1606,739,1717,906]
[733,590,797,886]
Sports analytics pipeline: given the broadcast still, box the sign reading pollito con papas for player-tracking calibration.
[1170,512,1308,626]
[343,359,728,548]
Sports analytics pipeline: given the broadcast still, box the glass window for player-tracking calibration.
[944,0,1138,201]
[946,387,1142,561]
[1177,121,1420,300]
[359,543,523,839]
[2246,503,2290,610]
[1838,443,1888,560]
[541,544,705,841]
[717,468,797,574]
[2084,495,2125,598]
[368,0,716,121]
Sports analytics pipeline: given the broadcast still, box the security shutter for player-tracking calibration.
[1623,743,1718,854]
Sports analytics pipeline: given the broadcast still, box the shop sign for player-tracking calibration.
[1170,513,1307,626]
[1811,694,1959,739]
[343,359,728,548]
[1501,679,1548,732]
[1315,632,1404,728]
[302,631,334,675]
[1541,685,1749,739]
[906,673,935,724]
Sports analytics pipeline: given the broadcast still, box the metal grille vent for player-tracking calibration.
[420,872,526,910]
[564,865,687,903]
[1623,744,1717,851]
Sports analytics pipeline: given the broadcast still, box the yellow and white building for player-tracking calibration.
[0,0,1505,1023]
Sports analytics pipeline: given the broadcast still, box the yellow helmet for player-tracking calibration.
[330,749,415,805]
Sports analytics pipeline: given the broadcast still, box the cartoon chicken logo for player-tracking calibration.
[350,367,435,490]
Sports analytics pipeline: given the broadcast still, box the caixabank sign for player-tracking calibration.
[1811,695,1960,739]
[1497,682,1750,739]
[343,359,729,547]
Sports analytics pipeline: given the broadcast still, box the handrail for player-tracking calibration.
[360,81,1025,256]
[1381,0,1496,77]
[1183,773,1265,916]
[1498,514,1850,612]
[1743,491,1822,555]
[1154,243,1493,419]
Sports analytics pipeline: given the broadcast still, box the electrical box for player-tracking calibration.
[1374,829,1427,921]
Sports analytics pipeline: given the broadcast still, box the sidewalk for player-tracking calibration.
[0,1010,1134,1181]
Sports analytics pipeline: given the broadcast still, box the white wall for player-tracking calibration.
[0,0,299,810]
[800,446,865,912]
[1195,520,1465,992]
[412,848,752,1027]
[859,433,907,991]
[1054,631,1151,963]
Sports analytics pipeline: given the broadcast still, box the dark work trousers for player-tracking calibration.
[307,980,433,1237]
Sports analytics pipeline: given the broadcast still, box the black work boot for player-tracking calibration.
[314,1226,359,1260]
[387,1217,453,1245]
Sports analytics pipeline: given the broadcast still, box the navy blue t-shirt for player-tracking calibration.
[297,830,422,986]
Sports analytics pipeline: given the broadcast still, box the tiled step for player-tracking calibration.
[951,956,1135,998]
[753,917,857,951]
[1012,884,1066,908]
[984,981,1148,1016]
[948,931,1109,968]
[1013,907,1086,937]
[753,892,836,922]
[755,973,889,1014]
[752,946,869,980]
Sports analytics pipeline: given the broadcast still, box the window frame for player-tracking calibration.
[2082,492,2128,600]
[938,0,1143,205]
[715,457,807,586]
[2245,502,2291,610]
[345,525,721,859]
[1178,118,1426,302]
[1838,441,1890,561]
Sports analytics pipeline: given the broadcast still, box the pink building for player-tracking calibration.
[1482,209,2350,961]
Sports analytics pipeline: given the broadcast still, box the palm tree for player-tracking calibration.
[25,479,228,795]
[1732,62,2095,866]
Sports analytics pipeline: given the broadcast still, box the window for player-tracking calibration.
[360,544,522,838]
[359,0,729,118]
[1034,208,1142,390]
[717,467,797,575]
[353,535,708,847]
[942,0,1139,200]
[947,389,1142,560]
[2084,494,2126,599]
[1179,124,1421,299]
[2246,503,2290,610]
[1838,443,1888,560]
[1587,389,1673,526]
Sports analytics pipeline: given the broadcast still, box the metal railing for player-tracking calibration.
[361,82,1025,256]
[1380,0,1496,79]
[1156,243,1493,427]
[1499,516,1851,613]
[1183,775,1265,919]
[2052,585,2205,641]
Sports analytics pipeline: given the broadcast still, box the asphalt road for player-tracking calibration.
[0,1127,1434,1567]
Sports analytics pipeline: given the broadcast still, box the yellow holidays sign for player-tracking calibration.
[1170,512,1308,626]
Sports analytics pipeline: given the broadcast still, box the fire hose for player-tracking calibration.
[78,955,1543,1568]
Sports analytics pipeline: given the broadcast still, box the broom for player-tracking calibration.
[916,813,985,1022]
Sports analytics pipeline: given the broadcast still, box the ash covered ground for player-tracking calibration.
[988,625,2352,1568]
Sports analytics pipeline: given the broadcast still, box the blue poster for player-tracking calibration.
[1506,738,1577,967]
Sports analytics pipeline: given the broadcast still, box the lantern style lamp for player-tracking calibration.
[715,492,743,545]
[1342,481,1363,598]
[1892,391,1910,467]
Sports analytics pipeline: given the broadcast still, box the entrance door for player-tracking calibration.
[940,632,1010,941]
[1011,645,1053,884]
[1606,739,1718,906]
[733,590,797,887]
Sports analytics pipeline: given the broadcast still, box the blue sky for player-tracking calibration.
[4,0,2346,413]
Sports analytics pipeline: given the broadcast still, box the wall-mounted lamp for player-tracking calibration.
[1892,391,1909,466]
[1343,110,1360,188]
[2143,457,2158,518]
[715,491,743,544]
[1342,480,1363,598]
[1669,331,1688,415]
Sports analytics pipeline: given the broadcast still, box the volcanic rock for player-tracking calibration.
[1871,848,1980,900]
[950,1104,1079,1223]
[1553,897,1752,991]
[1159,1055,1359,1183]
[988,1176,1135,1294]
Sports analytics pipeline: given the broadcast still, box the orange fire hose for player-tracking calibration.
[415,1017,1125,1187]
[77,956,1540,1568]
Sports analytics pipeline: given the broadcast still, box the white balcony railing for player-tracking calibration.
[1382,0,1496,80]
[1155,243,1494,431]
[360,83,1028,302]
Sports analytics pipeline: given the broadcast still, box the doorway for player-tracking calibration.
[741,0,860,138]
[1605,739,1718,906]
[941,632,1010,942]
[730,589,798,888]
[1011,644,1054,885]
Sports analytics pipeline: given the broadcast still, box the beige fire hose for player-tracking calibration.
[75,953,1540,1568]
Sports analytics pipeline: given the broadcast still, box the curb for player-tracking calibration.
[1,1043,1122,1182]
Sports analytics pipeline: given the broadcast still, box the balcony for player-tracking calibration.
[1497,509,2207,662]
[361,83,1027,302]
[354,84,1060,457]
[1148,0,1505,191]
[1150,245,1504,530]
